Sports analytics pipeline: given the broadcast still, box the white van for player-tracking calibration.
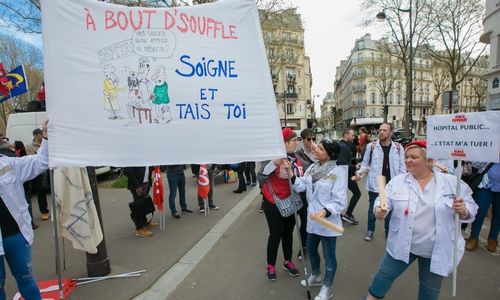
[6,112,111,175]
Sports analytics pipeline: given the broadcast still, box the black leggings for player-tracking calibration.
[263,200,296,265]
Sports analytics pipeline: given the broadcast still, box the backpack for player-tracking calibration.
[368,141,401,166]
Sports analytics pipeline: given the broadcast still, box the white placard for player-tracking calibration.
[427,111,500,162]
[41,0,285,167]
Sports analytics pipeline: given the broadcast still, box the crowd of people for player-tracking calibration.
[258,124,497,300]
[1,121,498,300]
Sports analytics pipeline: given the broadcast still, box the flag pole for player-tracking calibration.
[287,169,311,300]
[21,64,32,102]
[452,161,463,297]
[49,168,64,300]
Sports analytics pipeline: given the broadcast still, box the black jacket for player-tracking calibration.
[124,167,153,191]
[337,140,355,177]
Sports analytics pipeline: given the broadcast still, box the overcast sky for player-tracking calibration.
[291,0,385,115]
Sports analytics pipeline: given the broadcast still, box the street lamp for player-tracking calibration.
[377,0,413,138]
[284,74,296,127]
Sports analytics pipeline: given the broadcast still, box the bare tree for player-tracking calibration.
[0,0,41,33]
[469,76,487,110]
[369,42,402,123]
[429,59,450,114]
[362,0,433,136]
[427,0,487,91]
[0,34,43,127]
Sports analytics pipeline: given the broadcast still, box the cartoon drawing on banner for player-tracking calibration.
[103,64,123,120]
[151,66,172,124]
[97,28,177,124]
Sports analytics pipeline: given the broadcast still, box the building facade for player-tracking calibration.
[261,9,312,130]
[333,34,488,133]
[480,0,500,110]
[320,92,335,130]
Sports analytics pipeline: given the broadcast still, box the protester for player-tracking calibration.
[25,129,50,221]
[244,161,257,187]
[166,164,193,219]
[465,161,499,252]
[357,127,369,160]
[233,162,247,193]
[338,128,361,225]
[293,139,347,300]
[364,140,477,300]
[0,119,49,300]
[123,166,156,237]
[295,128,317,260]
[355,123,406,241]
[14,141,38,230]
[261,128,303,281]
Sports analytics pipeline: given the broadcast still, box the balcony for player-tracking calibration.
[354,99,366,106]
[352,84,366,93]
[413,101,433,108]
[352,71,366,79]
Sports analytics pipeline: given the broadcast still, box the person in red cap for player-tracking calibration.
[260,128,303,282]
[363,140,478,300]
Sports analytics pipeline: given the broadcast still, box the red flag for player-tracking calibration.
[153,166,164,211]
[14,278,77,300]
[198,164,210,199]
[0,63,9,97]
[36,81,46,101]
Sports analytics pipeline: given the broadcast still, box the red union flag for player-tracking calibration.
[0,63,9,97]
[198,164,210,199]
[153,166,164,211]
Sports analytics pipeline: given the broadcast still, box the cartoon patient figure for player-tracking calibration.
[150,66,172,124]
[103,65,122,120]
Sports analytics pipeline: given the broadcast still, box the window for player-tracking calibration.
[286,48,293,61]
[371,108,375,116]
[493,77,499,89]
[357,108,363,116]
[268,48,275,59]
[267,32,273,42]
[283,32,291,41]
[397,94,402,104]
[286,104,294,114]
[426,83,430,92]
[389,93,393,104]
[371,92,376,104]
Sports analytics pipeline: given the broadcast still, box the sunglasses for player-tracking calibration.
[305,137,316,142]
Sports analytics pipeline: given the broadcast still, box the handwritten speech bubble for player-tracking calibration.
[132,29,176,58]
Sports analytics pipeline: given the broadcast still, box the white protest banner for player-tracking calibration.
[41,0,285,167]
[427,111,500,162]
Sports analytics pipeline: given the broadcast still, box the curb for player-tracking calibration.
[133,187,261,300]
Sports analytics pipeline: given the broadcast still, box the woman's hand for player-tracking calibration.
[272,158,286,166]
[310,209,327,219]
[374,206,388,220]
[452,197,469,219]
[42,119,49,139]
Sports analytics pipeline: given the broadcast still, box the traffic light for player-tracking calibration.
[382,105,388,115]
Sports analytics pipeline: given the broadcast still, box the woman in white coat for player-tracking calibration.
[293,139,347,300]
[365,140,478,300]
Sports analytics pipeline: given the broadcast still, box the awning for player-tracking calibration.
[282,122,299,127]
[350,117,384,126]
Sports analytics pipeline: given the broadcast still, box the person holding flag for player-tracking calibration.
[0,63,10,99]
[364,140,477,300]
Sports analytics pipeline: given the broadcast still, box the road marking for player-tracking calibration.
[133,187,261,300]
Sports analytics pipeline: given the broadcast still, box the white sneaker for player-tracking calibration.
[314,285,333,300]
[300,274,322,287]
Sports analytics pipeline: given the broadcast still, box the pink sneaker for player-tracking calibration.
[266,264,276,281]
[283,260,299,277]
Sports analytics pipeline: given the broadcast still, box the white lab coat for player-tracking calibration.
[0,140,48,255]
[294,164,347,237]
[358,141,406,192]
[374,171,478,276]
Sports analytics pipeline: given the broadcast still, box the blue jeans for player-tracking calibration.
[367,191,391,235]
[369,252,443,300]
[167,173,187,214]
[0,233,41,300]
[470,188,500,241]
[307,233,337,287]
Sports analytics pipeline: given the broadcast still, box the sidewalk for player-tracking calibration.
[168,193,500,300]
[4,174,256,299]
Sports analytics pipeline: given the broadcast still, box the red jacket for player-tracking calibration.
[262,157,303,205]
